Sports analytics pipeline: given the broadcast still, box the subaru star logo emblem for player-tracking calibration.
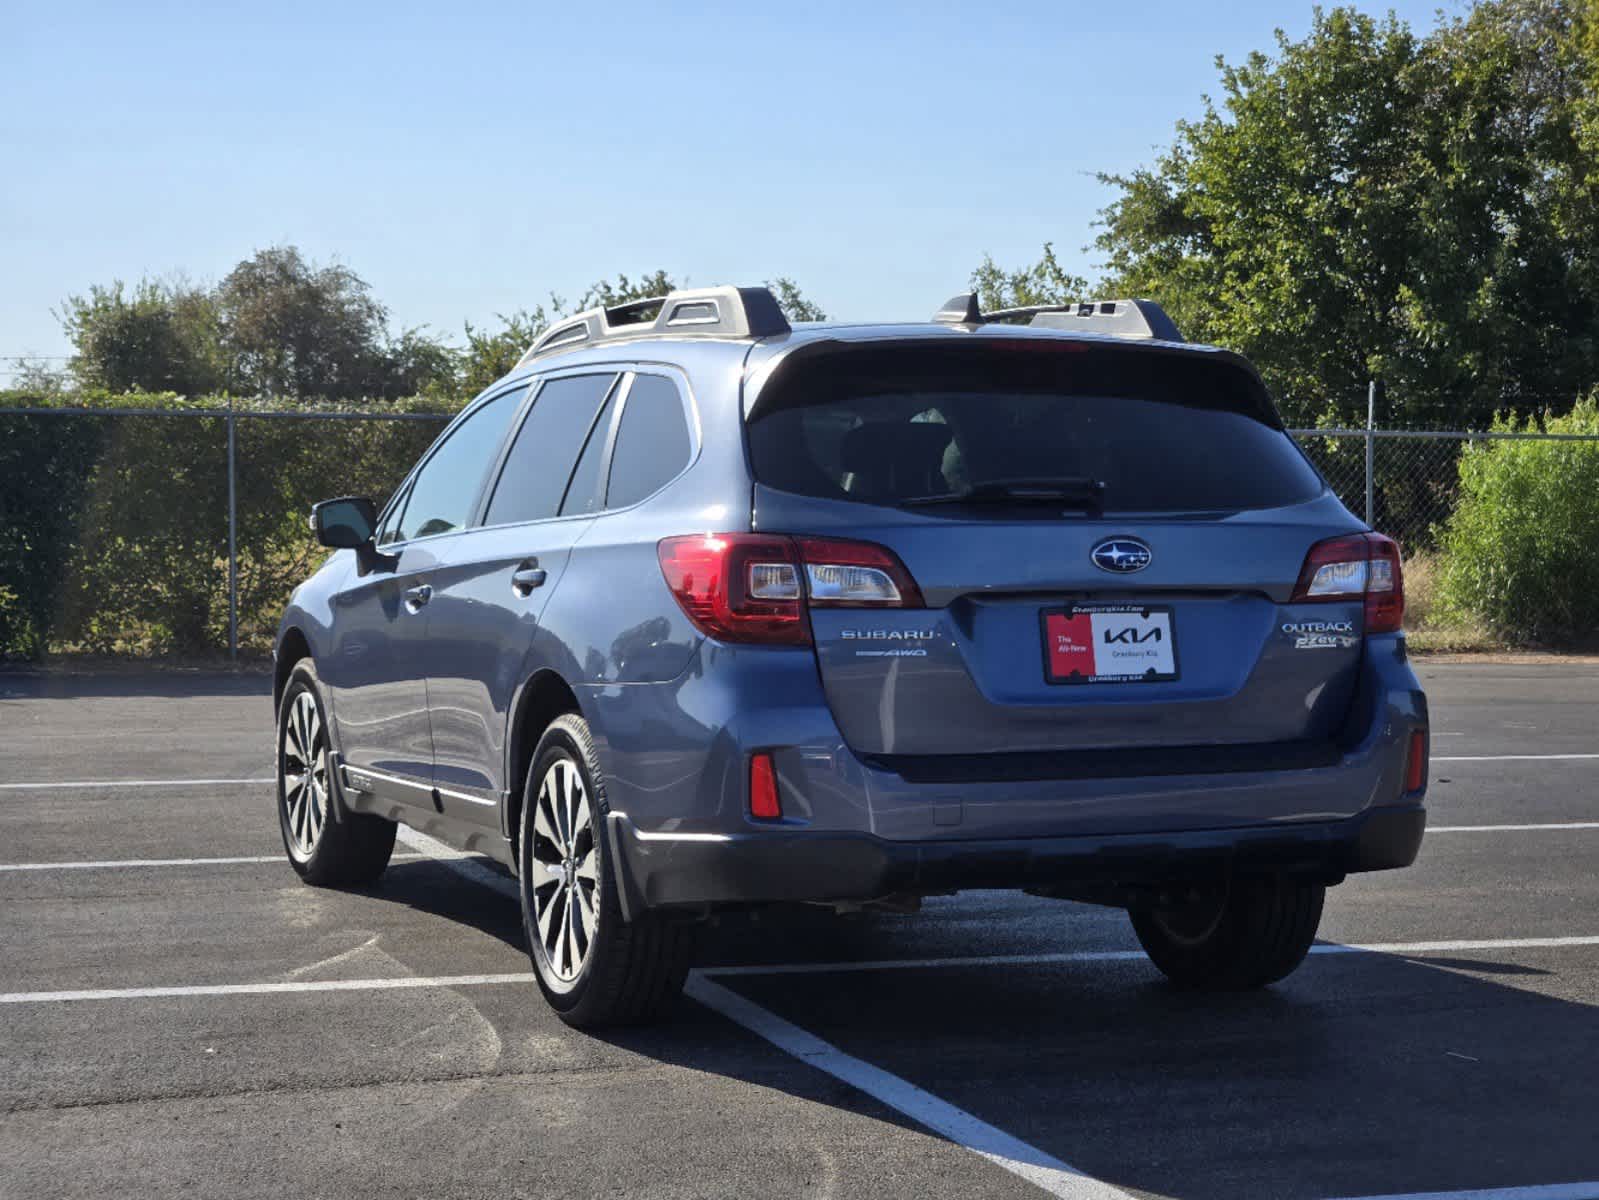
[1091,538,1152,573]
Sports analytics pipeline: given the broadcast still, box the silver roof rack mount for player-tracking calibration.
[517,285,791,366]
[931,295,1182,342]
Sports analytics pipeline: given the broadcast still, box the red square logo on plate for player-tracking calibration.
[1044,611,1096,678]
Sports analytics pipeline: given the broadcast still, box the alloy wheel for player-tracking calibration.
[281,690,329,858]
[529,757,600,981]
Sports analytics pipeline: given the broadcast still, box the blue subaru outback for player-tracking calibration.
[274,286,1428,1026]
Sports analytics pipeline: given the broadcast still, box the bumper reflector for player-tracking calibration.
[1405,729,1427,794]
[750,752,782,820]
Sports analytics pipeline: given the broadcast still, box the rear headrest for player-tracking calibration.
[839,421,954,475]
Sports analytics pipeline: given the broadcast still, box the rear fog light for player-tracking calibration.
[1405,729,1427,794]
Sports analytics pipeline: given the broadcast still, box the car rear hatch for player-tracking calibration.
[743,336,1380,763]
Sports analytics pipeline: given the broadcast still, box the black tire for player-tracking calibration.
[518,713,696,1028]
[1129,876,1325,990]
[276,660,396,887]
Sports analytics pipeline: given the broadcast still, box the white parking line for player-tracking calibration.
[1324,1184,1599,1200]
[0,973,536,1004]
[0,852,427,872]
[7,772,1595,1199]
[394,826,517,898]
[7,934,1597,1005]
[1428,823,1599,833]
[700,935,1599,979]
[1,820,1591,873]
[1433,754,1599,763]
[0,776,274,790]
[0,819,1590,872]
[685,972,1134,1200]
[0,827,474,874]
[7,810,1596,1200]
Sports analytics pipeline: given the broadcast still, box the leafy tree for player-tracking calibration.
[457,308,550,398]
[454,275,826,397]
[59,279,225,395]
[61,251,826,401]
[216,246,455,400]
[1092,2,1599,428]
[61,248,458,402]
[766,277,828,322]
[578,270,677,311]
[5,358,68,396]
[576,270,827,322]
[969,243,1087,312]
[380,327,462,400]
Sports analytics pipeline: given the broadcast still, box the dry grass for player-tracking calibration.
[1402,551,1506,654]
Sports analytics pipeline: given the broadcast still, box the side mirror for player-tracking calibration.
[310,497,377,549]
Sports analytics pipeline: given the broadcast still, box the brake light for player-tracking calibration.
[1290,532,1405,634]
[657,534,923,645]
[656,535,808,645]
[749,752,782,819]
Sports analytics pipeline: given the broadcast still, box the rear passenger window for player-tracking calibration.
[485,374,617,526]
[606,374,692,509]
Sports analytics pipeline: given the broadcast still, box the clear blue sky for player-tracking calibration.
[3,0,1457,366]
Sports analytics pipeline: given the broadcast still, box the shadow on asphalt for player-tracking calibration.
[374,857,894,965]
[717,949,1599,1199]
[358,859,1599,1199]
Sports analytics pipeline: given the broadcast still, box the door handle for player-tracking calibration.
[511,561,547,597]
[403,584,432,612]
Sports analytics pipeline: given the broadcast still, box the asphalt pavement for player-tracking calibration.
[1,661,1596,1200]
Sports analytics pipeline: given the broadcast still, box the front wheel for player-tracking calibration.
[277,660,396,886]
[1129,876,1325,990]
[518,713,696,1028]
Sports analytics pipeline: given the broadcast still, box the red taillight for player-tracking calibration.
[656,534,809,645]
[749,752,782,819]
[1290,532,1405,634]
[657,534,923,645]
[1404,728,1428,794]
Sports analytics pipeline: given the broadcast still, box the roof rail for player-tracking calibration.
[516,285,791,367]
[930,294,1182,342]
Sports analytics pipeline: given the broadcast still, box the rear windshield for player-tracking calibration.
[747,343,1324,514]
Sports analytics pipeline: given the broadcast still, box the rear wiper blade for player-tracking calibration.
[899,477,1106,509]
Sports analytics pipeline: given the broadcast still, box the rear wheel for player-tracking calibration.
[1129,876,1325,989]
[518,713,696,1028]
[276,660,396,886]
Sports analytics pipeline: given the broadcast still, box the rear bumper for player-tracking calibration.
[605,803,1426,914]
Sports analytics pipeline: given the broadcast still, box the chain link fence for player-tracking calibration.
[1290,426,1599,555]
[1290,429,1470,553]
[5,401,1599,660]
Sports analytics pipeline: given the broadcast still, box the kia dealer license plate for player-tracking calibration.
[1041,604,1179,684]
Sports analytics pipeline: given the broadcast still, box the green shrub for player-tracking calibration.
[1437,399,1599,646]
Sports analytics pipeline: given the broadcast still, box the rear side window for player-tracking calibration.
[606,374,693,508]
[484,374,617,526]
[746,344,1323,514]
[558,383,621,516]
